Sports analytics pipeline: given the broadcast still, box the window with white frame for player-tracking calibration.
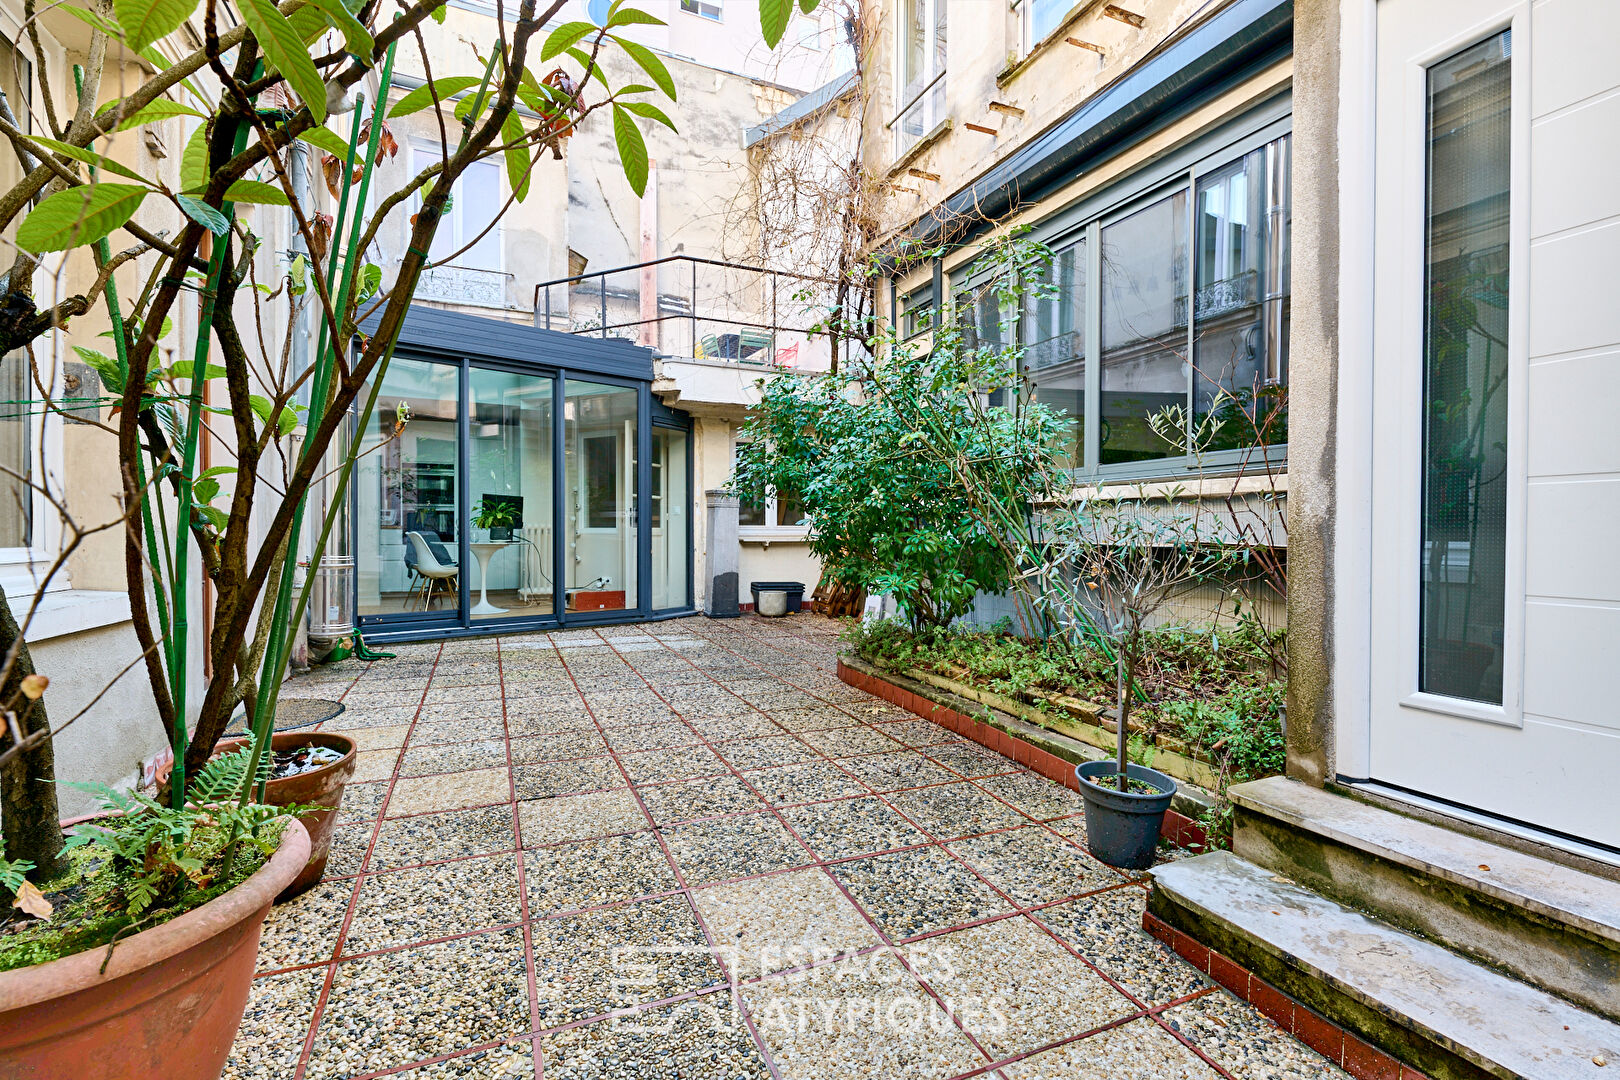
[735,443,807,531]
[410,139,502,273]
[680,0,721,21]
[1,33,35,558]
[798,16,821,50]
[1019,0,1073,53]
[893,0,946,156]
[946,111,1292,478]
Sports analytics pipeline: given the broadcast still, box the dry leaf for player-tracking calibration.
[1594,1056,1607,1067]
[13,879,52,919]
[20,673,47,699]
[1478,864,1491,872]
[310,214,334,261]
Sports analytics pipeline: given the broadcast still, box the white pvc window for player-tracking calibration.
[893,0,947,156]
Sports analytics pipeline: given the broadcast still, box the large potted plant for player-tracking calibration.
[0,0,815,1072]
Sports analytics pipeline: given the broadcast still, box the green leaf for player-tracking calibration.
[193,477,220,503]
[198,465,237,480]
[238,0,328,124]
[296,125,352,160]
[564,47,596,78]
[541,20,596,61]
[357,262,382,301]
[164,360,228,381]
[388,75,482,118]
[611,104,648,197]
[430,0,447,23]
[248,394,298,436]
[59,5,124,36]
[758,0,792,48]
[179,122,209,192]
[137,44,206,100]
[224,178,290,205]
[306,0,374,59]
[615,83,656,96]
[618,100,674,131]
[501,108,530,203]
[16,183,148,252]
[71,346,125,394]
[25,136,152,185]
[194,504,229,530]
[613,37,675,100]
[798,0,819,12]
[114,99,207,131]
[606,7,664,28]
[113,0,199,52]
[175,193,229,235]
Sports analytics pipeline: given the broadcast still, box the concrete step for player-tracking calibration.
[1229,776,1620,1022]
[1149,851,1620,1080]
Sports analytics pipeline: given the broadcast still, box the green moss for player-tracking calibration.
[0,828,276,973]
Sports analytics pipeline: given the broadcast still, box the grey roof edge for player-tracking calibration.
[744,70,858,148]
[876,0,1293,269]
[359,303,656,382]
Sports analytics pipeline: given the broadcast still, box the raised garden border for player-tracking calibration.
[838,655,1215,851]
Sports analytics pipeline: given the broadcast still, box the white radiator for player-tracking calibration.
[518,525,553,601]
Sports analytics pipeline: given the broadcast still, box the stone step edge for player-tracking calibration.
[837,655,1217,850]
[1230,776,1620,949]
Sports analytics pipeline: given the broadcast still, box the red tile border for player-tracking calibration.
[1143,911,1424,1080]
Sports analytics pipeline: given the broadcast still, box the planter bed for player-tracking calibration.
[838,655,1216,851]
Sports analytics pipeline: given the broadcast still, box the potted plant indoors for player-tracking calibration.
[474,496,522,541]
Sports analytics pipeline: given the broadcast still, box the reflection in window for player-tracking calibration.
[680,0,721,20]
[1023,239,1086,466]
[900,284,936,339]
[1193,136,1290,450]
[0,351,29,548]
[583,434,619,530]
[896,0,946,154]
[1024,0,1069,49]
[1419,31,1511,705]
[1100,191,1189,464]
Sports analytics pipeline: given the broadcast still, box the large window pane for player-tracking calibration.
[1023,239,1085,466]
[1192,136,1290,450]
[1100,190,1189,464]
[1420,31,1511,704]
[467,368,554,623]
[652,427,689,609]
[0,350,29,548]
[566,380,638,611]
[356,358,461,616]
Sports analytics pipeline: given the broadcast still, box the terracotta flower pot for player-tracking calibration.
[0,817,309,1080]
[212,731,358,900]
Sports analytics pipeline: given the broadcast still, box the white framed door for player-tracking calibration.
[1366,0,1620,848]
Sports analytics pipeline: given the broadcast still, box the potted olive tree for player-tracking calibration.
[0,0,815,1073]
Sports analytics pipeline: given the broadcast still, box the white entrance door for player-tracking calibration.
[1366,0,1620,848]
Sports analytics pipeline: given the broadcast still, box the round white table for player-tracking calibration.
[468,540,514,616]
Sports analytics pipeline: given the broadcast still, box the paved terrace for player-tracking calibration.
[230,615,1348,1080]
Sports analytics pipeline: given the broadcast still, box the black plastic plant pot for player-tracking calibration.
[1075,760,1177,870]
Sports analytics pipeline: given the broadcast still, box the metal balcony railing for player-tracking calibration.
[532,255,841,371]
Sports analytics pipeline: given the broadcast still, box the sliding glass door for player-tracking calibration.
[467,367,555,625]
[564,379,638,614]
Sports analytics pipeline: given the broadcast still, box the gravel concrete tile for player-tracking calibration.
[1036,887,1209,1007]
[798,725,904,758]
[829,847,1010,940]
[839,750,958,793]
[384,1041,534,1078]
[411,713,508,741]
[637,774,764,825]
[901,917,1136,1058]
[341,748,396,784]
[780,796,928,861]
[368,805,517,871]
[1163,991,1353,1079]
[339,780,388,824]
[224,966,325,1079]
[603,722,701,753]
[876,718,964,747]
[344,852,523,954]
[592,704,683,727]
[1046,814,1088,845]
[887,783,1029,841]
[518,788,648,845]
[416,701,508,726]
[949,826,1121,906]
[325,705,421,730]
[512,756,623,799]
[506,709,598,736]
[326,822,371,877]
[423,684,504,704]
[388,768,511,816]
[739,947,984,1080]
[509,730,608,764]
[398,737,508,776]
[686,712,783,741]
[256,878,352,971]
[503,689,587,713]
[926,743,1023,779]
[325,723,412,751]
[538,999,771,1079]
[584,688,668,710]
[975,772,1086,821]
[694,867,880,978]
[662,813,809,886]
[743,760,871,806]
[531,895,722,1025]
[343,689,424,711]
[524,831,678,915]
[765,705,863,732]
[714,735,818,770]
[304,928,529,1080]
[620,744,727,784]
[1003,1017,1223,1079]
